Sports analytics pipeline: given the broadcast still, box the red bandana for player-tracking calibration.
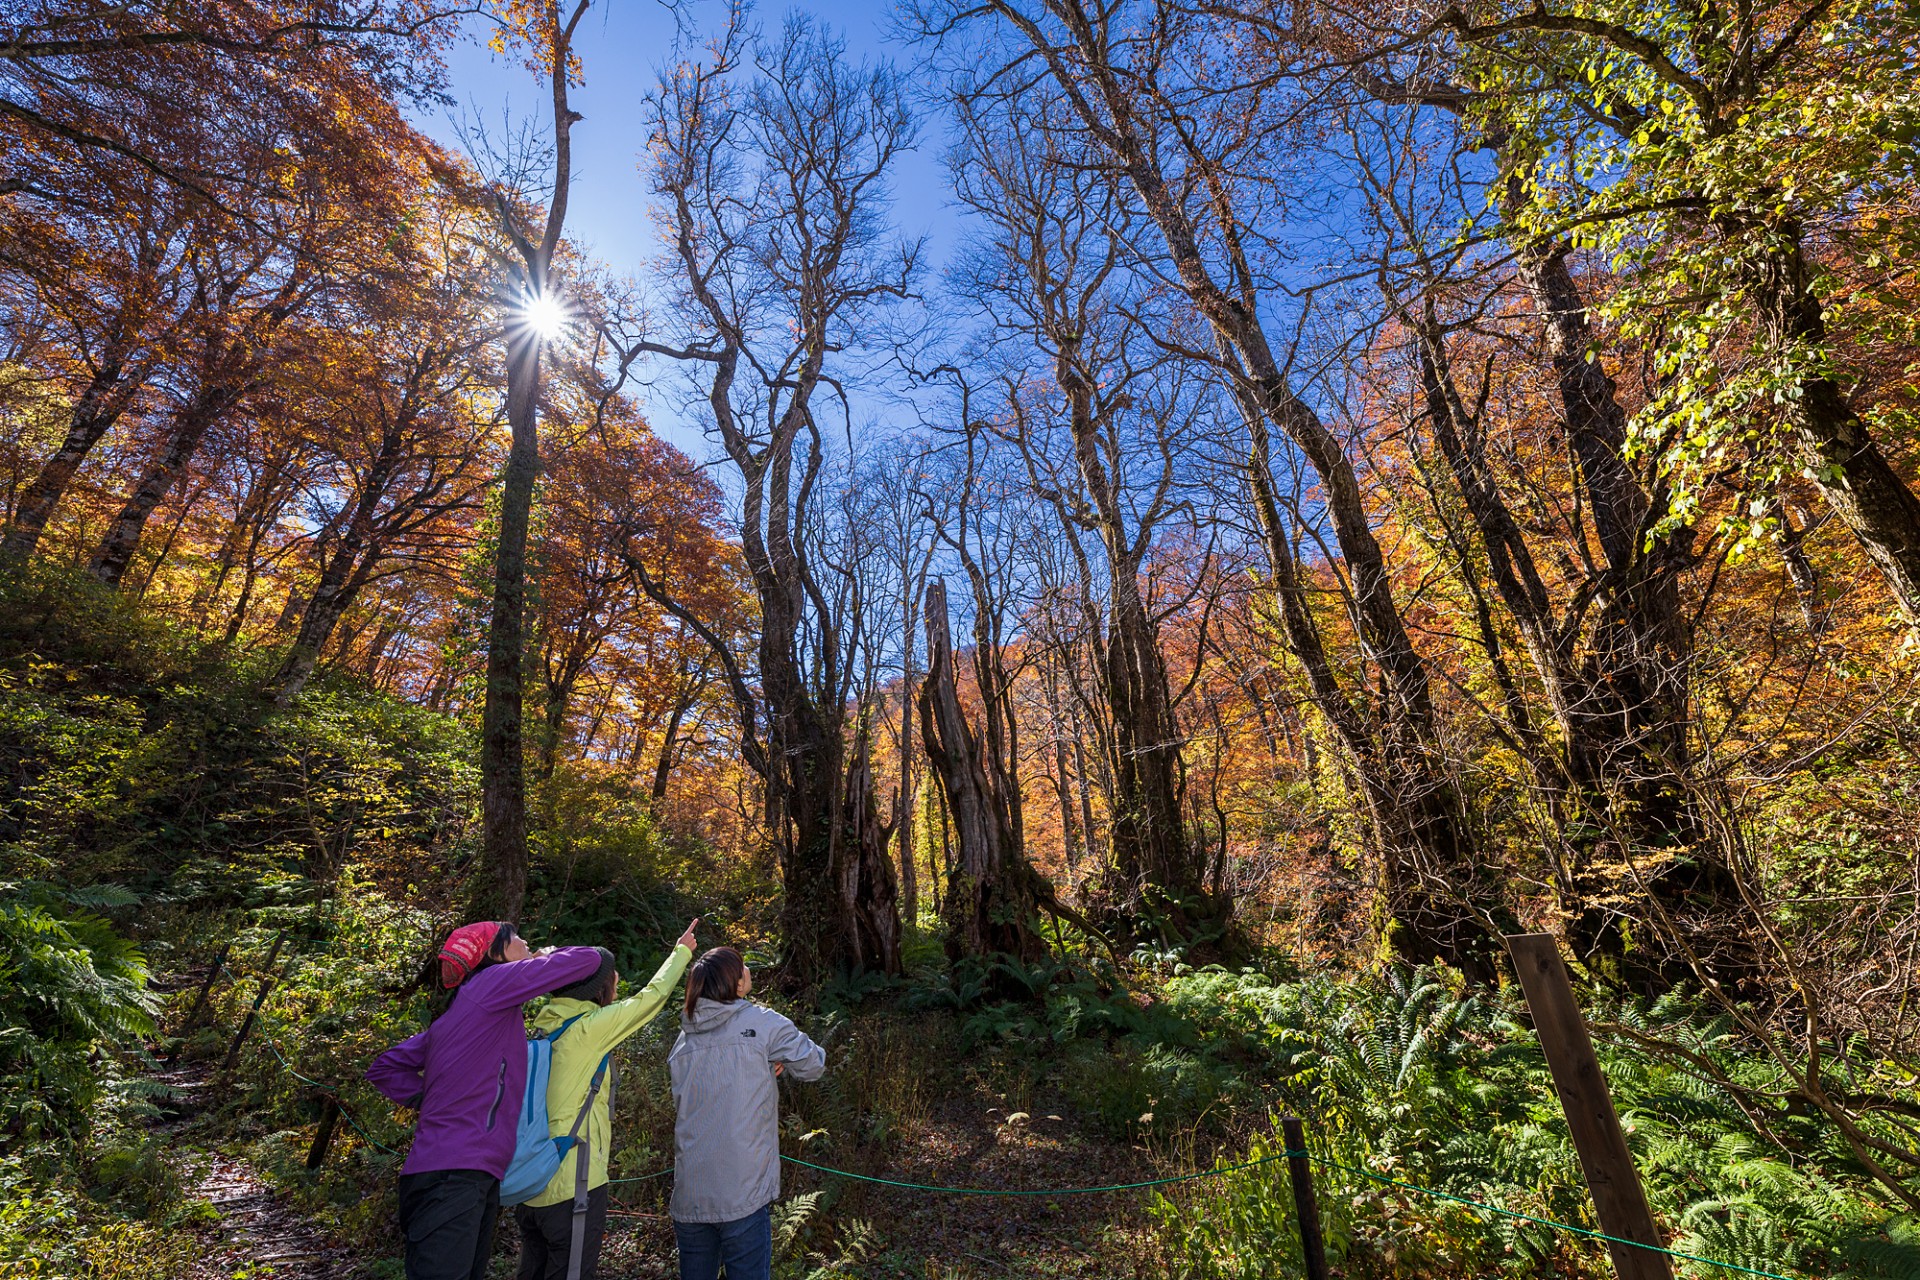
[438,921,502,989]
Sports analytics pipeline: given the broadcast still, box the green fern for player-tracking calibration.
[0,889,157,1141]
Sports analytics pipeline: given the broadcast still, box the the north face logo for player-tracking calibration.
[741,1028,757,1037]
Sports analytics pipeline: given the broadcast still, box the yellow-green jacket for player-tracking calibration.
[523,944,692,1208]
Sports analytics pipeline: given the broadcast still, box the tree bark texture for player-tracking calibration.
[918,577,1052,966]
[3,359,142,561]
[1512,244,1751,983]
[89,378,244,587]
[896,584,921,924]
[1752,227,1920,626]
[477,323,540,923]
[841,721,903,975]
[1235,382,1515,983]
[1048,333,1213,933]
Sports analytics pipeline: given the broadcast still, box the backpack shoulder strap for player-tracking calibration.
[562,1054,611,1142]
[565,1054,611,1280]
[546,1012,589,1043]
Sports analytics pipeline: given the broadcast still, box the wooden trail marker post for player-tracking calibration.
[305,1095,341,1169]
[164,940,232,1064]
[1507,933,1674,1280]
[1281,1115,1329,1280]
[222,931,289,1073]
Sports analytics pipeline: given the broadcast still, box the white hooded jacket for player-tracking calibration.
[667,998,826,1224]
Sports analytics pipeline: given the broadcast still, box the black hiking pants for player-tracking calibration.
[513,1185,610,1280]
[397,1168,501,1280]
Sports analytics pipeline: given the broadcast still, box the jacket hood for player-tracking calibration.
[681,997,751,1034]
[529,995,602,1035]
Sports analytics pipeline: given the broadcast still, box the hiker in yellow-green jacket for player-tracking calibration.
[513,919,698,1280]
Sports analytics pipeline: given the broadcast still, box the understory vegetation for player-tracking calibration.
[1,576,1917,1278]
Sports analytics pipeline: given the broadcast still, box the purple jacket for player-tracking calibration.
[367,947,601,1178]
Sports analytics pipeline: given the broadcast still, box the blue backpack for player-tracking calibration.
[499,1014,612,1209]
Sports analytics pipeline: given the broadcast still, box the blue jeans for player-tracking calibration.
[673,1205,772,1280]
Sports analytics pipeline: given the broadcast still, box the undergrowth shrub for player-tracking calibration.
[1144,967,1920,1280]
[0,563,477,909]
[0,1153,203,1280]
[0,887,157,1144]
[202,881,439,1251]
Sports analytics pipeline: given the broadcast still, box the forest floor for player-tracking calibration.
[153,1060,371,1280]
[150,1010,1168,1279]
[597,1085,1165,1279]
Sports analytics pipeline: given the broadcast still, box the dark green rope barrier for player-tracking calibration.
[607,1149,1802,1279]
[779,1149,1303,1195]
[608,1149,1303,1193]
[609,1167,674,1184]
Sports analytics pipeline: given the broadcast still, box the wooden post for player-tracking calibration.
[164,941,232,1063]
[1281,1116,1329,1280]
[223,931,289,1073]
[306,1095,341,1169]
[1507,934,1673,1280]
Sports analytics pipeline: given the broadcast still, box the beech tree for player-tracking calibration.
[1425,0,1920,625]
[950,96,1226,942]
[472,0,595,921]
[0,0,452,201]
[0,167,193,562]
[271,194,498,701]
[630,10,917,982]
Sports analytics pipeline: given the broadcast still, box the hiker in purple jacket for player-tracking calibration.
[369,922,601,1280]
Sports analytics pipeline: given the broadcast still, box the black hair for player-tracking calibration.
[553,947,618,1006]
[684,947,745,1017]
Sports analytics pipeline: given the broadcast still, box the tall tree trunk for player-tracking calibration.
[1101,566,1205,930]
[90,381,240,587]
[223,492,290,645]
[1047,333,1210,931]
[1772,500,1827,635]
[132,476,203,602]
[1040,653,1081,879]
[840,721,903,974]
[3,359,139,561]
[193,453,290,628]
[1751,226,1920,626]
[365,614,401,675]
[275,423,409,702]
[275,548,380,704]
[476,0,593,923]
[536,632,600,782]
[896,584,920,925]
[759,574,901,982]
[918,578,1051,966]
[650,694,693,804]
[1410,302,1726,985]
[1067,687,1099,869]
[1502,241,1750,984]
[478,321,541,922]
[1239,389,1514,982]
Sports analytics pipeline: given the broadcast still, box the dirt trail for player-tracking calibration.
[151,1053,366,1278]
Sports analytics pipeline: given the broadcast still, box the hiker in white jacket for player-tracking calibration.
[668,947,826,1280]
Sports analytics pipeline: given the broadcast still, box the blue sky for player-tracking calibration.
[412,1,963,453]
